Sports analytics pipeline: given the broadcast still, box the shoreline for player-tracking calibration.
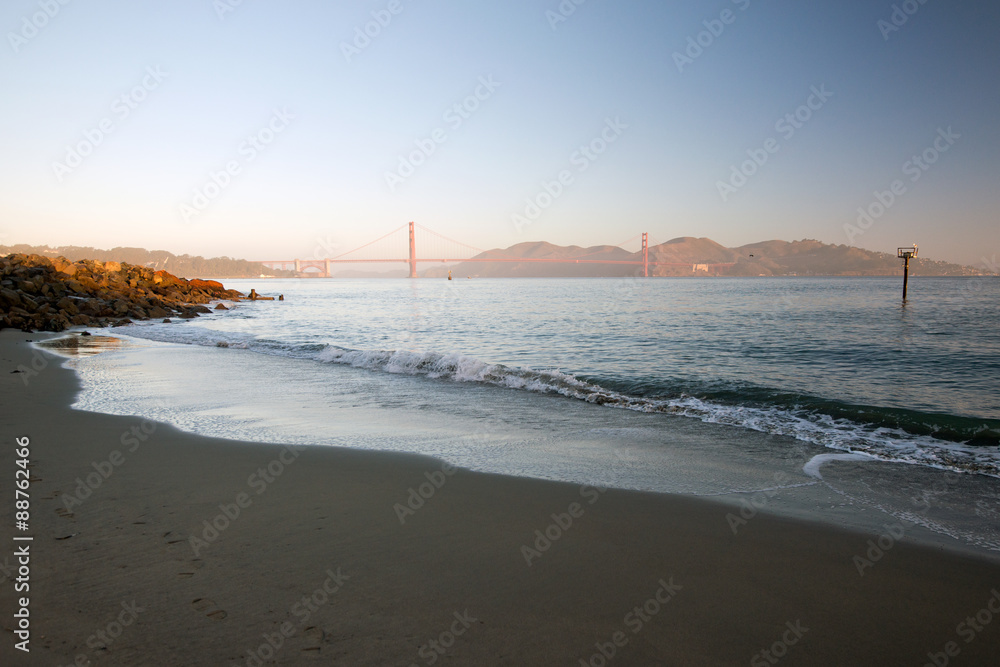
[58,325,1000,561]
[2,329,999,665]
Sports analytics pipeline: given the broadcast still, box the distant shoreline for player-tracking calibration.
[5,236,988,280]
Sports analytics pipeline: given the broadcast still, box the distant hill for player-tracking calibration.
[426,238,984,278]
[425,242,636,278]
[727,239,980,277]
[0,244,295,279]
[3,239,985,279]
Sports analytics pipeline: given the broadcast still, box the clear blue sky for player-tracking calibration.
[1,0,997,265]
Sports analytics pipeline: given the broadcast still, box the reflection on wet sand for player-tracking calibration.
[38,334,124,357]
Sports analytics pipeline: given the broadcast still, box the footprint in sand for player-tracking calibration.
[192,598,227,620]
[177,560,204,577]
[301,626,324,654]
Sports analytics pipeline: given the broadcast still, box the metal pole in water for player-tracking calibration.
[902,254,910,300]
[897,245,917,301]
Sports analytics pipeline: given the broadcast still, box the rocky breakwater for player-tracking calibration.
[0,254,245,332]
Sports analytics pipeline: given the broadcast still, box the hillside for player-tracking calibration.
[427,238,984,278]
[424,242,635,278]
[728,240,978,277]
[0,244,295,279]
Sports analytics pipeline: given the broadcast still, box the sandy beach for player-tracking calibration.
[2,329,999,666]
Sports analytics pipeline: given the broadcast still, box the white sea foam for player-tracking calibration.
[803,453,874,479]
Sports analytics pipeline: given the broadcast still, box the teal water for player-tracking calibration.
[104,276,999,474]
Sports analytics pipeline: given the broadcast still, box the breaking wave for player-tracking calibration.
[114,321,1000,478]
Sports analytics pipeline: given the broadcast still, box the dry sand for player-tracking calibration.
[1,329,998,666]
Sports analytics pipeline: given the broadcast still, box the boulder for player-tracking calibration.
[56,297,79,316]
[147,306,171,319]
[52,258,77,276]
[0,288,21,308]
[153,270,181,286]
[3,315,24,331]
[76,275,101,291]
[189,279,226,294]
[20,295,38,312]
[80,298,104,316]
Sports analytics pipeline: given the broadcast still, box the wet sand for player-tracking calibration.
[1,329,998,666]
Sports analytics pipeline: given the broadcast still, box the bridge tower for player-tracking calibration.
[294,259,301,273]
[642,232,649,277]
[408,221,417,279]
[324,258,332,278]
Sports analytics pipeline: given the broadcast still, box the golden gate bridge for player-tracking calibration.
[258,222,734,278]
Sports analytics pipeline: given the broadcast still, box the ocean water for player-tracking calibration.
[55,276,1000,558]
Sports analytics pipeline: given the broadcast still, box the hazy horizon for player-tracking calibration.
[0,232,983,269]
[2,1,998,267]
